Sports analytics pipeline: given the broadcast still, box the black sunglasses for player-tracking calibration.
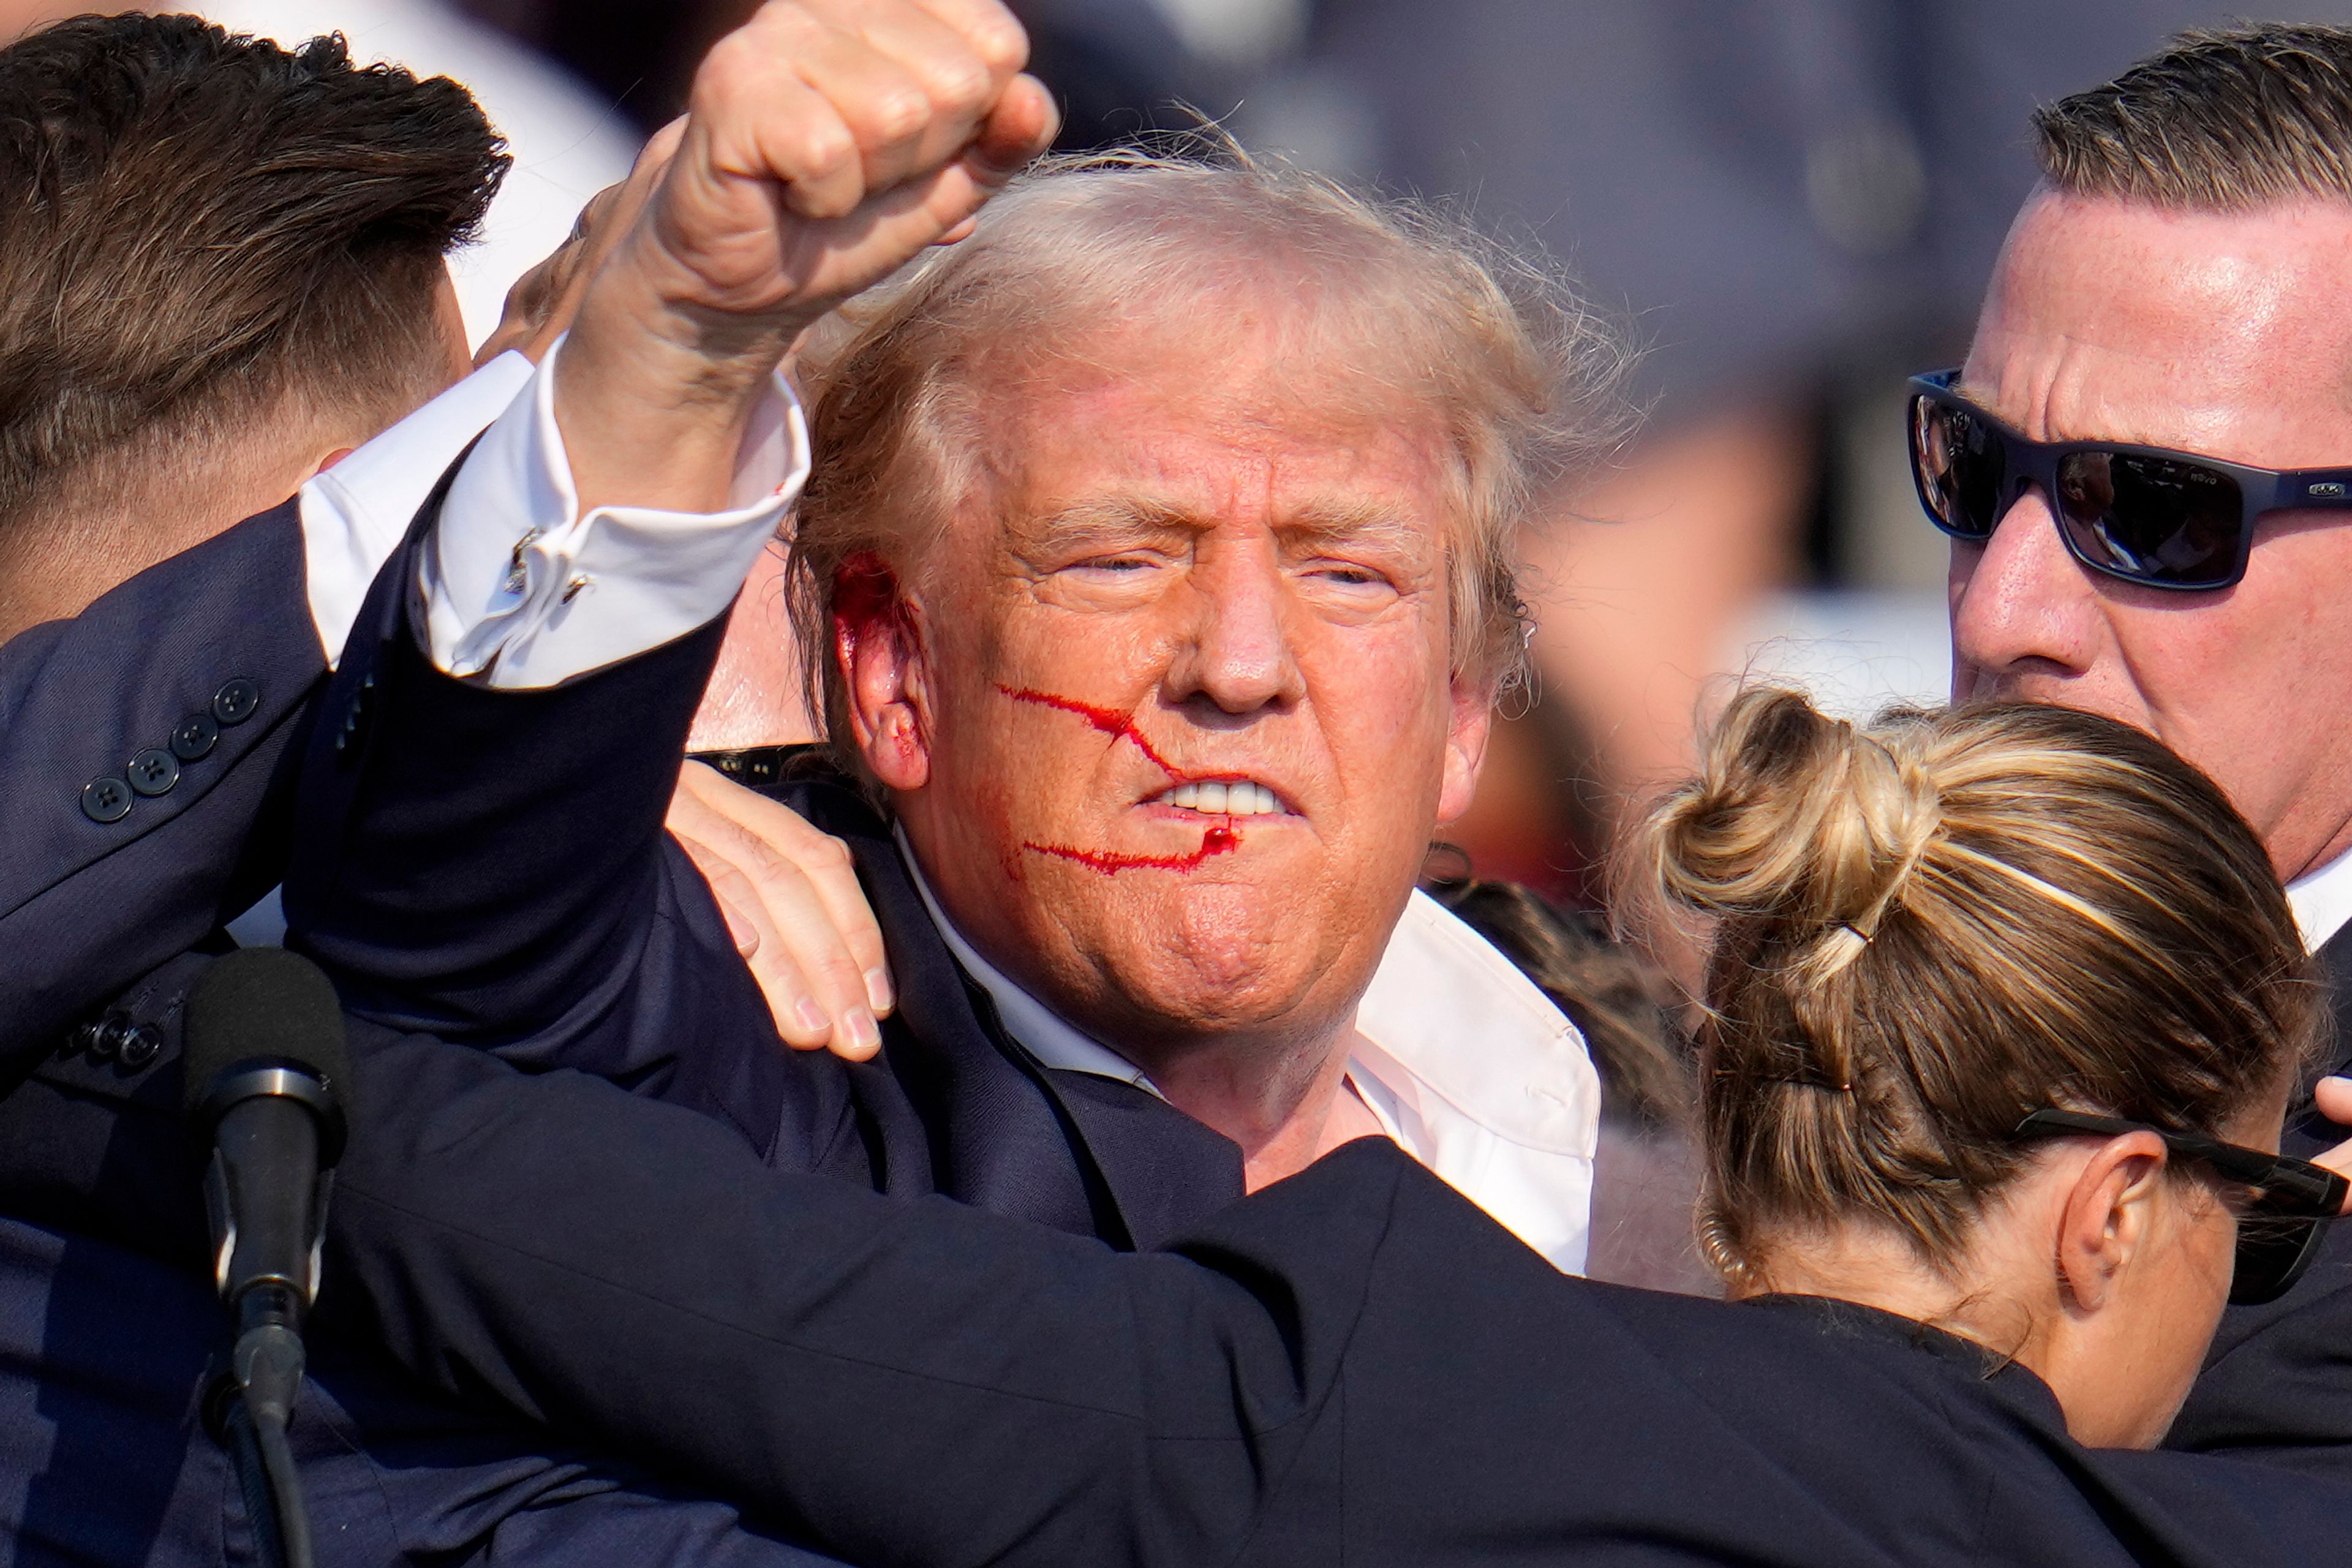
[2014,1109,2347,1306]
[1908,369,2352,592]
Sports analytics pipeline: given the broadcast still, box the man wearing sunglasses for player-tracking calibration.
[1909,22,2352,1471]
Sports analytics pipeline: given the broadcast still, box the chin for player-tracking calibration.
[1104,906,1337,1031]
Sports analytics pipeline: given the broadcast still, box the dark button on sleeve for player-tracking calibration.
[58,1019,100,1059]
[127,748,180,797]
[170,711,219,761]
[81,775,134,823]
[117,1024,162,1070]
[212,677,261,726]
[87,1014,129,1063]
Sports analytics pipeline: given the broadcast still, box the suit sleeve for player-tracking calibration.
[2167,1224,2352,1479]
[0,505,326,1065]
[327,1026,1389,1567]
[282,526,802,1154]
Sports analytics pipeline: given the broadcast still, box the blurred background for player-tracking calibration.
[32,0,2352,903]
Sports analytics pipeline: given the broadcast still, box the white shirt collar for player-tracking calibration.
[2289,842,2352,952]
[899,829,1166,1099]
[895,827,1599,1272]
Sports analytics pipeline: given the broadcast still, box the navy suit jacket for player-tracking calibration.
[2168,920,2352,1479]
[0,504,320,1069]
[272,513,2352,1561]
[0,500,845,1566]
[311,1027,2352,1568]
[284,533,1244,1251]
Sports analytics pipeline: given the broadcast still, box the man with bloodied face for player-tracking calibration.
[288,135,1616,1270]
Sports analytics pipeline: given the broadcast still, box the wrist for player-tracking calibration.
[556,258,802,516]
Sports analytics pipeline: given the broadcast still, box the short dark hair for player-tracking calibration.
[0,13,508,535]
[2034,22,2352,208]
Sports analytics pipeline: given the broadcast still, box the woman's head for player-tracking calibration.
[1643,690,2323,1445]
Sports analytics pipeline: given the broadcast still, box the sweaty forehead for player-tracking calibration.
[1964,190,2352,464]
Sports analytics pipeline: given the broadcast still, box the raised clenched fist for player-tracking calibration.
[558,0,1058,514]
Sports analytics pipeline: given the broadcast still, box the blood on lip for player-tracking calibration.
[1023,823,1241,875]
[1000,684,1250,875]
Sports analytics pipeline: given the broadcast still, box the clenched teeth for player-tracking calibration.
[1155,780,1286,816]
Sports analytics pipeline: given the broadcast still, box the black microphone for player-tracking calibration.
[183,948,352,1568]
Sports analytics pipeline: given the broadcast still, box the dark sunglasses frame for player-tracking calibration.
[1908,369,2352,592]
[2014,1109,2348,1306]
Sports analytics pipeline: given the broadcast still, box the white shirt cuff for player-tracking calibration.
[300,351,537,670]
[422,333,812,689]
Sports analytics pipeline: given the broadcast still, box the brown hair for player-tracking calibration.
[2034,23,2352,208]
[785,143,1628,764]
[1643,689,2321,1287]
[0,15,506,544]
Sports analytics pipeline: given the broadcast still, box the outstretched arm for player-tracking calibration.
[328,1024,1384,1566]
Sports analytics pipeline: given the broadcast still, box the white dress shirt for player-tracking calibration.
[2290,845,2352,955]
[298,342,809,689]
[904,837,1600,1273]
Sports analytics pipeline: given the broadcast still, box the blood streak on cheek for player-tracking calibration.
[999,684,1243,873]
[996,684,1183,778]
[1023,821,1242,875]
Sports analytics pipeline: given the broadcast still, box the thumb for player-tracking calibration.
[962,74,1059,190]
[2315,1074,2352,1129]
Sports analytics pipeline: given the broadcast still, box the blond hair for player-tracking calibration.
[2034,23,2352,209]
[1642,690,2321,1286]
[785,144,1627,757]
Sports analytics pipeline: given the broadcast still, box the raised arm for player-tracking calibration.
[284,0,1055,1080]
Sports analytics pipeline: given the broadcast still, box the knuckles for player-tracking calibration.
[861,86,933,145]
[802,833,856,873]
[967,18,1028,79]
[912,53,997,121]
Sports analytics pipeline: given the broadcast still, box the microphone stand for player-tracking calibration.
[183,951,352,1568]
[209,1280,315,1568]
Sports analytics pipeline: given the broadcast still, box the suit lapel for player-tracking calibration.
[770,772,1242,1248]
[2316,921,2352,1070]
[1042,1069,1243,1250]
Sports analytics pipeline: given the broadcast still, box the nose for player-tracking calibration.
[1163,537,1306,718]
[1948,487,2103,692]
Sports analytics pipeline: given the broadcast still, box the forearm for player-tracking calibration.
[285,559,726,1055]
[326,1028,1368,1564]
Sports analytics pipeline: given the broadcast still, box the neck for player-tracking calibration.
[2286,815,2352,886]
[1738,1221,2041,1368]
[1136,1022,1379,1191]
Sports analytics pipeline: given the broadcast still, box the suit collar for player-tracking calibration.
[757,767,1242,1248]
[896,824,1164,1100]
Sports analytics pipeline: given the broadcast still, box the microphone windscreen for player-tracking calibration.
[182,949,352,1117]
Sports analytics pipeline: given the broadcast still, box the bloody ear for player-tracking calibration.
[834,551,930,790]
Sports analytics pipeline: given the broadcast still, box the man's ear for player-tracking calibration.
[1435,676,1496,826]
[835,552,932,791]
[2054,1133,2168,1313]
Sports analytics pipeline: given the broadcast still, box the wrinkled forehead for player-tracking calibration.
[1962,189,2352,464]
[943,303,1471,564]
